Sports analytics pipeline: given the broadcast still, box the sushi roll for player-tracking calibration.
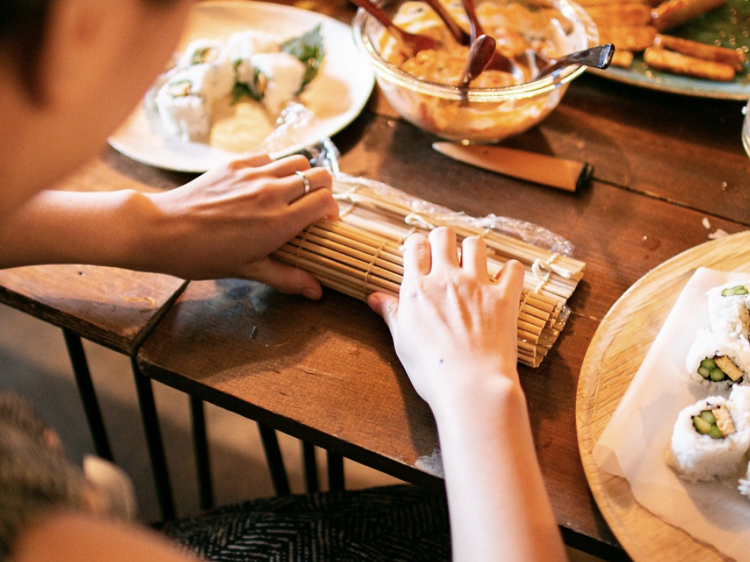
[707,282,750,341]
[153,66,215,142]
[250,52,306,118]
[226,30,280,87]
[685,329,750,388]
[669,396,750,481]
[175,39,234,101]
[177,38,225,68]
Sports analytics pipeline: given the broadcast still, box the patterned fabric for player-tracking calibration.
[0,392,87,561]
[164,485,451,562]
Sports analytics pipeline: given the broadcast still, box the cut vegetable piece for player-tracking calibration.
[701,358,716,370]
[693,415,712,434]
[708,425,723,439]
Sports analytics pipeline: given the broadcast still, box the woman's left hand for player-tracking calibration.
[145,153,338,297]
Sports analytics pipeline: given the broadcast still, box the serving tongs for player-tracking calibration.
[350,0,438,56]
[533,44,615,79]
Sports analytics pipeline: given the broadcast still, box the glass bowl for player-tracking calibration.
[743,100,750,158]
[352,0,598,143]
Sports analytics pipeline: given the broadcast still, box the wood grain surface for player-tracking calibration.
[0,157,187,353]
[577,231,750,562]
[1,0,745,554]
[137,105,746,546]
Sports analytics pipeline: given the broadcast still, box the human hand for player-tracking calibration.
[368,227,525,416]
[146,153,338,297]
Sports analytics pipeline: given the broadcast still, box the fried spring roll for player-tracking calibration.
[585,4,652,26]
[654,34,746,70]
[598,25,657,52]
[611,50,635,68]
[651,0,727,32]
[643,46,735,81]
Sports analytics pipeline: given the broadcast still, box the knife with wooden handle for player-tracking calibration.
[432,142,593,192]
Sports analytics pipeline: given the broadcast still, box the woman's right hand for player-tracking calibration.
[367,227,525,416]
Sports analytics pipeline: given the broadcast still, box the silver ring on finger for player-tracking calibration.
[295,171,312,197]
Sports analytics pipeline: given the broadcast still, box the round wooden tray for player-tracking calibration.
[577,230,750,562]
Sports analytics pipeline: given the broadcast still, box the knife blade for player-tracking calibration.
[432,142,592,192]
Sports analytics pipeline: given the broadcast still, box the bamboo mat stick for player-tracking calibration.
[270,180,586,367]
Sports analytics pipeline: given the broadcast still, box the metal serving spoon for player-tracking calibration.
[534,44,615,80]
[350,0,438,56]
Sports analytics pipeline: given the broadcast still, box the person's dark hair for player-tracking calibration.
[0,1,51,102]
[0,0,180,103]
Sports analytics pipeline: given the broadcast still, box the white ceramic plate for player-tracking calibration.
[108,1,375,173]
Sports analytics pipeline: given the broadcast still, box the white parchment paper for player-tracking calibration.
[594,267,750,560]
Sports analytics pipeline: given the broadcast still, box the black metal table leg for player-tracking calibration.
[302,442,319,493]
[560,527,632,561]
[257,424,290,496]
[327,451,345,492]
[62,329,113,461]
[130,357,175,521]
[189,395,214,510]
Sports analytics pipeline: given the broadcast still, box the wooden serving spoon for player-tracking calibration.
[350,0,438,56]
[422,0,470,45]
[457,34,497,87]
[459,0,520,76]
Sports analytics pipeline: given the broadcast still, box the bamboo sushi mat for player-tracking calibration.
[576,230,750,561]
[273,175,586,368]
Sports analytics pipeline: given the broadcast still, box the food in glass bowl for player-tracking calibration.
[352,0,598,143]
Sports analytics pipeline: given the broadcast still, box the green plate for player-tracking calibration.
[591,0,750,101]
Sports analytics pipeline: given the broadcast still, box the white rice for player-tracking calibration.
[707,282,750,341]
[739,462,750,498]
[670,396,750,482]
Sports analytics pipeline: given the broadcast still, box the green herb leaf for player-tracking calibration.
[281,24,325,87]
[231,82,260,105]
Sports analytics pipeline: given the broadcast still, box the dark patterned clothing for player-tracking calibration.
[164,485,451,562]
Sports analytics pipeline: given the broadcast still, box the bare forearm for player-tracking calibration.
[11,512,201,562]
[0,190,159,271]
[434,377,566,562]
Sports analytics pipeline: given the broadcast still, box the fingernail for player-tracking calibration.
[303,288,321,300]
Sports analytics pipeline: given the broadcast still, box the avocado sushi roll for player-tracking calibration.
[153,66,215,142]
[669,396,750,482]
[226,30,280,89]
[249,52,306,118]
[685,329,750,388]
[707,282,750,341]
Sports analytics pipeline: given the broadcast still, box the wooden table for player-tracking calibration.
[7,0,749,557]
